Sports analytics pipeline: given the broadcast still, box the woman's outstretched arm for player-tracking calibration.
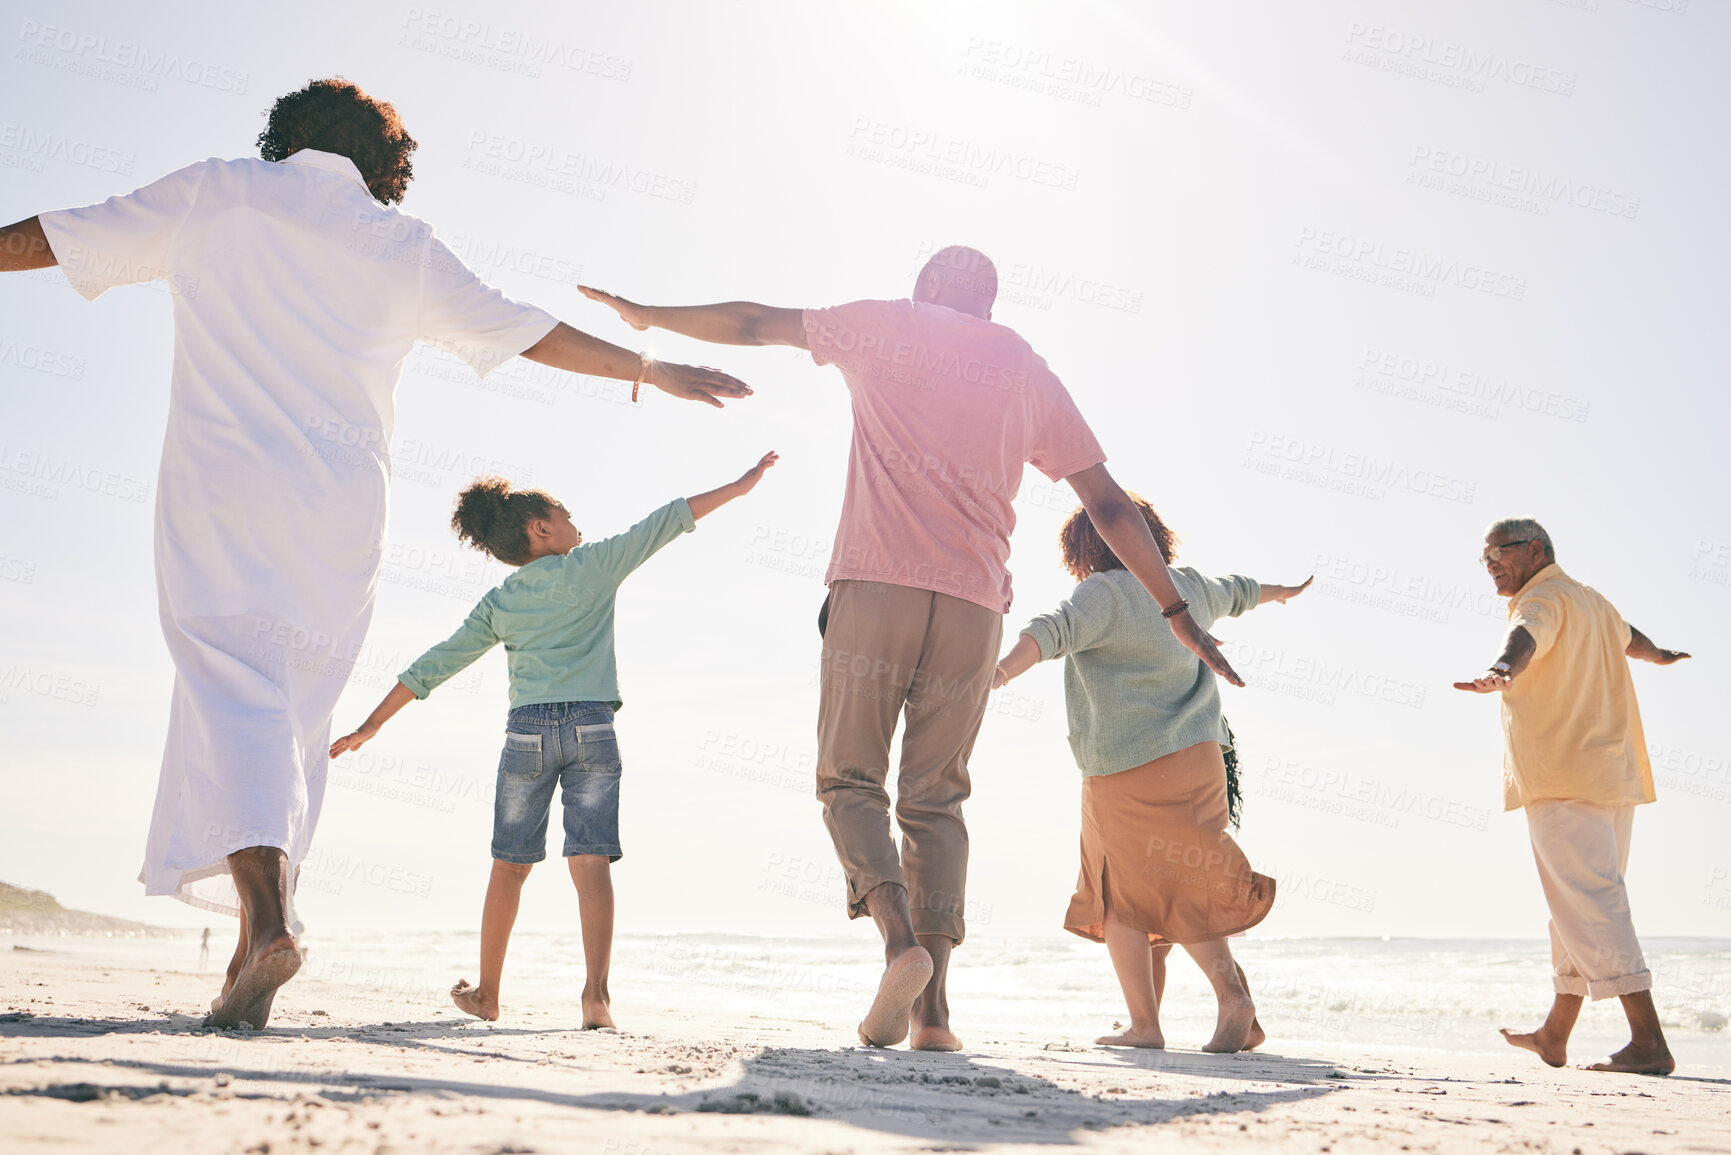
[520,321,752,408]
[1257,576,1313,605]
[0,217,56,271]
[992,633,1042,689]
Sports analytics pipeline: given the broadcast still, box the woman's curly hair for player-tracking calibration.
[452,476,563,566]
[256,79,417,204]
[1057,492,1179,581]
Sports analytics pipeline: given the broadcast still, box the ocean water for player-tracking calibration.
[10,929,1731,1069]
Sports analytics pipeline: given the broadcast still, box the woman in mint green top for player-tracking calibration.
[329,451,777,1030]
[994,492,1310,1054]
[1018,565,1262,778]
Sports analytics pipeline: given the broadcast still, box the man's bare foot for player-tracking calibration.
[858,946,932,1048]
[203,933,300,1030]
[1202,994,1256,1053]
[911,1023,962,1051]
[1096,1025,1165,1049]
[1500,1026,1566,1068]
[582,994,615,1030]
[450,979,500,1021]
[1583,1040,1675,1075]
[1245,1017,1266,1051]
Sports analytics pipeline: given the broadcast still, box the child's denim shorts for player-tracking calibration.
[492,701,622,864]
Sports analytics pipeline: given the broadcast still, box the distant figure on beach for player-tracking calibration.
[1455,518,1689,1075]
[0,78,750,1031]
[582,248,1244,1050]
[994,497,1309,1052]
[330,454,777,1028]
[199,927,211,969]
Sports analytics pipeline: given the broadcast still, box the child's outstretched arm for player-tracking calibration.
[992,633,1043,689]
[330,602,498,756]
[1257,575,1314,605]
[688,451,779,519]
[330,680,416,756]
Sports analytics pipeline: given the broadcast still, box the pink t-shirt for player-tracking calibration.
[803,298,1107,613]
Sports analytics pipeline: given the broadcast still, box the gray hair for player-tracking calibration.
[1486,516,1554,561]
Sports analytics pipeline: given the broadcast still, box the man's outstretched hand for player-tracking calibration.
[648,359,752,408]
[1169,611,1245,687]
[581,286,806,349]
[581,285,652,330]
[1453,673,1513,693]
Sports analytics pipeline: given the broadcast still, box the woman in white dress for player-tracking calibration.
[0,79,751,1028]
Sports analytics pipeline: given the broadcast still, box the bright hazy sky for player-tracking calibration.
[2,0,1727,943]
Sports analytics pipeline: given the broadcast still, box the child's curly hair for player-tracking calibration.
[1057,492,1179,581]
[452,476,563,565]
[256,78,417,204]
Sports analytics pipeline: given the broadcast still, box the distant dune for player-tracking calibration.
[0,881,175,937]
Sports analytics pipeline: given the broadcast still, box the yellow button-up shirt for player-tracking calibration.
[1499,564,1654,810]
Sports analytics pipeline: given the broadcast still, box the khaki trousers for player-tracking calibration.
[816,580,1002,943]
[1525,798,1652,999]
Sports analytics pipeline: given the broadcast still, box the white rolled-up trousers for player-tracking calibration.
[1524,798,1651,999]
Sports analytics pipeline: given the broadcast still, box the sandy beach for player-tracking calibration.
[4,937,1729,1155]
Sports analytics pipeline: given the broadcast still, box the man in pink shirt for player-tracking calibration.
[584,247,1241,1050]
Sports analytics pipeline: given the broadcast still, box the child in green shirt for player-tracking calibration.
[330,451,777,1028]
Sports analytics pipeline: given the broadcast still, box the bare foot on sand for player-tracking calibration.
[212,991,279,1025]
[1583,1041,1675,1076]
[1500,1026,1567,1068]
[1245,1017,1266,1051]
[450,979,500,1021]
[204,933,300,1030]
[1202,994,1256,1053]
[582,994,615,1030]
[1096,1025,1165,1049]
[911,1023,963,1051]
[858,946,932,1048]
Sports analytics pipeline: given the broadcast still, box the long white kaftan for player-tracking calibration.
[38,150,558,917]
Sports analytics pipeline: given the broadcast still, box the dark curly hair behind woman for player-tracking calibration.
[1057,492,1179,581]
[452,476,562,566]
[257,78,417,204]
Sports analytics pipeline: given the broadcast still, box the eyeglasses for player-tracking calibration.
[1479,540,1532,567]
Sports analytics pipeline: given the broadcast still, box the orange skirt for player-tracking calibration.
[1065,740,1275,945]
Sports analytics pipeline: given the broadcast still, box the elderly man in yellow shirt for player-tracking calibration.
[1456,518,1690,1075]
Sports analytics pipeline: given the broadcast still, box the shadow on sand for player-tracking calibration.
[0,1013,574,1046]
[556,1044,1346,1143]
[0,1015,1348,1145]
